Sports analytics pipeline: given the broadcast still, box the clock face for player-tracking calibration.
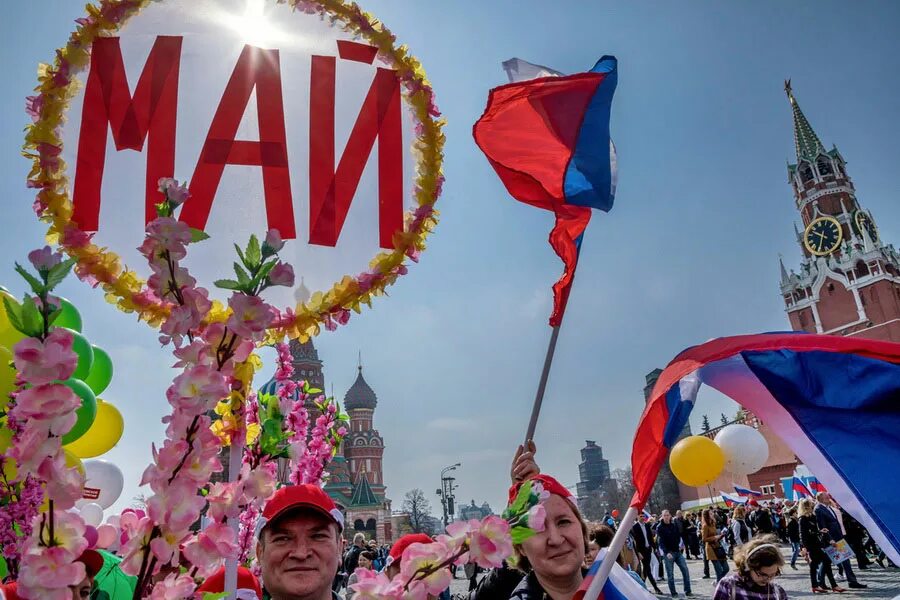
[854,210,879,243]
[803,216,843,256]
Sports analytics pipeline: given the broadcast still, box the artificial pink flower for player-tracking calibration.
[146,479,206,533]
[166,365,229,413]
[60,225,94,249]
[527,503,546,532]
[399,541,454,596]
[38,454,85,509]
[149,526,189,566]
[150,572,196,599]
[43,509,89,554]
[13,328,78,385]
[467,515,513,569]
[226,294,275,341]
[241,462,276,501]
[146,217,192,250]
[182,522,238,577]
[350,568,406,600]
[157,177,191,206]
[264,228,285,252]
[267,262,295,287]
[206,480,245,522]
[10,422,59,473]
[118,517,155,576]
[13,382,79,421]
[18,546,86,600]
[27,245,63,273]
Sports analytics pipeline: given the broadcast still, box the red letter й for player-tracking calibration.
[179,45,295,238]
[309,56,402,249]
[72,36,183,230]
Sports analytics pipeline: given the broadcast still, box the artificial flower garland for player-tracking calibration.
[23,0,445,343]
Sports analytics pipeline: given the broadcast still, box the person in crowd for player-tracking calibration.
[751,503,774,535]
[1,549,104,600]
[731,506,753,552]
[799,497,843,594]
[685,513,700,560]
[342,533,367,589]
[464,562,483,592]
[656,509,693,597]
[346,550,377,600]
[333,537,349,593]
[702,508,729,582]
[841,509,871,570]
[815,492,866,589]
[256,483,344,600]
[786,509,801,570]
[631,513,664,594]
[383,533,450,599]
[674,510,690,558]
[745,501,759,535]
[196,566,264,600]
[712,536,788,600]
[508,474,590,599]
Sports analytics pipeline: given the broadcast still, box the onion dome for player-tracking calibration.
[344,366,377,410]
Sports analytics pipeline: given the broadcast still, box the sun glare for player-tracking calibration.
[220,0,290,48]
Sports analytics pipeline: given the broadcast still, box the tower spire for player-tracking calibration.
[779,254,790,286]
[785,79,826,161]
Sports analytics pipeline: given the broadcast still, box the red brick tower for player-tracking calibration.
[780,81,900,341]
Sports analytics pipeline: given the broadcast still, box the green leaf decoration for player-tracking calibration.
[234,262,251,287]
[307,388,323,395]
[213,279,242,291]
[2,296,24,335]
[256,259,278,285]
[20,297,43,336]
[190,228,210,243]
[202,593,229,600]
[245,234,262,269]
[504,480,533,518]
[234,243,247,266]
[14,263,44,296]
[45,258,76,291]
[510,525,536,545]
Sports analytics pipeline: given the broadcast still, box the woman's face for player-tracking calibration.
[70,575,93,599]
[584,541,600,567]
[749,563,781,587]
[358,555,372,570]
[521,495,585,582]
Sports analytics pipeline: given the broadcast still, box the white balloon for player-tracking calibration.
[105,514,120,528]
[714,424,769,476]
[80,502,104,527]
[82,459,125,510]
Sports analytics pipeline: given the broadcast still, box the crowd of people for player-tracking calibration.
[1,443,896,600]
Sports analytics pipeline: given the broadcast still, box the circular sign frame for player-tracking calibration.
[23,0,444,341]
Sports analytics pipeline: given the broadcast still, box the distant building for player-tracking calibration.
[576,441,610,503]
[458,500,494,522]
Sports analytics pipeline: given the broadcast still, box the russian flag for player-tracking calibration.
[722,492,749,507]
[629,333,900,564]
[808,477,828,494]
[473,57,618,326]
[791,476,814,499]
[734,485,762,497]
[575,548,657,600]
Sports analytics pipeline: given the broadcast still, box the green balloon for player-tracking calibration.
[53,297,83,332]
[60,378,97,445]
[58,327,94,380]
[84,346,114,396]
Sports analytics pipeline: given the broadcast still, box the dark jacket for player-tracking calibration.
[467,562,523,600]
[800,514,826,551]
[787,518,800,544]
[509,568,589,600]
[342,544,363,577]
[842,510,867,545]
[631,521,656,554]
[815,503,844,542]
[656,521,682,554]
[752,508,773,534]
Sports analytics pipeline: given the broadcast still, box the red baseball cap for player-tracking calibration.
[260,484,344,532]
[78,549,105,578]
[196,566,263,599]
[508,474,576,506]
[387,533,433,567]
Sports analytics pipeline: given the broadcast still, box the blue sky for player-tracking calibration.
[1,1,899,519]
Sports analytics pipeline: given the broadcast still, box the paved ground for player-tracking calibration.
[447,548,900,599]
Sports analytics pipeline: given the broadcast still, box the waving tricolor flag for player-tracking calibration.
[630,333,900,564]
[807,477,828,494]
[734,484,762,497]
[791,476,814,499]
[473,57,618,326]
[721,492,750,507]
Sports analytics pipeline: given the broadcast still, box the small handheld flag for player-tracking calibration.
[734,484,762,497]
[722,492,749,507]
[791,476,814,499]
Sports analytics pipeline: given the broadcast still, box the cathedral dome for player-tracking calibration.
[344,367,377,410]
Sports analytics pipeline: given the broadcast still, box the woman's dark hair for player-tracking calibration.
[360,551,377,561]
[734,535,784,576]
[590,525,615,548]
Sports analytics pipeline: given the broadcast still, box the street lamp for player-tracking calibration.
[439,463,460,528]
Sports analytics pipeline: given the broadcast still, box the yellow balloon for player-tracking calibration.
[63,399,124,459]
[63,447,85,476]
[669,435,725,487]
[1,455,17,482]
[0,426,11,454]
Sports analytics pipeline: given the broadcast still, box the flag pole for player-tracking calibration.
[524,324,562,442]
[575,506,640,600]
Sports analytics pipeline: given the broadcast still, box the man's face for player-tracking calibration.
[662,510,671,523]
[257,509,341,600]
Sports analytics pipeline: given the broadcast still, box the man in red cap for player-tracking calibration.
[256,483,345,600]
[2,549,104,600]
[196,565,263,599]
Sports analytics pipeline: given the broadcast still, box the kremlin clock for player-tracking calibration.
[853,210,879,243]
[804,216,842,256]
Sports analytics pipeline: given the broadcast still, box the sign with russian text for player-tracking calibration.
[25,0,443,337]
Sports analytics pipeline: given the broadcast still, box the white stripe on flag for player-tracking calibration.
[502,57,564,83]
